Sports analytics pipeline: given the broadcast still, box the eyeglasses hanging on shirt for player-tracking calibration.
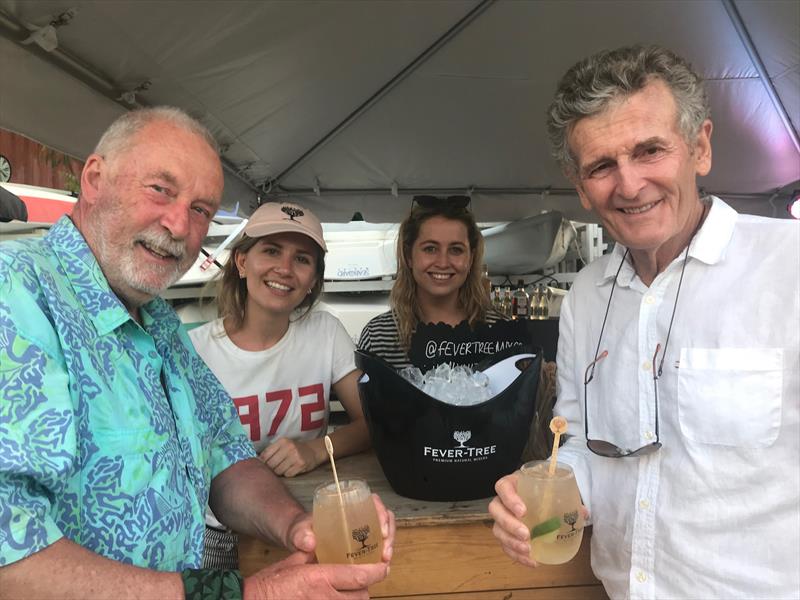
[583,203,707,458]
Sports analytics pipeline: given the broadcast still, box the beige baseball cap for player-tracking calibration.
[243,202,327,252]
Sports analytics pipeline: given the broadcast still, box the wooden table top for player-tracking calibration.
[241,451,607,599]
[283,451,496,528]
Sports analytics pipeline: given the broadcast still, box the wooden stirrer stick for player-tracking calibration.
[549,416,568,476]
[324,435,353,563]
[325,435,344,497]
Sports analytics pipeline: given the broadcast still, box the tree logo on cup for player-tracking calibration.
[352,525,371,549]
[453,430,471,448]
[564,510,578,532]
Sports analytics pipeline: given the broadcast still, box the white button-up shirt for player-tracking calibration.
[555,198,799,599]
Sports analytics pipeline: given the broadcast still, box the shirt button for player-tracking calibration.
[639,499,650,510]
[644,295,655,304]
[644,431,655,441]
[636,570,647,583]
[642,361,652,371]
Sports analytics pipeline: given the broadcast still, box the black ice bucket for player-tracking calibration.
[355,347,542,501]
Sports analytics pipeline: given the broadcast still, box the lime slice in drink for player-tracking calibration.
[531,516,561,542]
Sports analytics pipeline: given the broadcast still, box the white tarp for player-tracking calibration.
[1,0,798,223]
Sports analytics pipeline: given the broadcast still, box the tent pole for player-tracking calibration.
[268,186,779,205]
[0,9,260,193]
[273,0,497,187]
[721,0,800,155]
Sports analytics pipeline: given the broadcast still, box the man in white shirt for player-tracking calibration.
[489,45,799,599]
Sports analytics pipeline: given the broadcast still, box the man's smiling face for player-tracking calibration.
[85,120,223,307]
[568,79,712,256]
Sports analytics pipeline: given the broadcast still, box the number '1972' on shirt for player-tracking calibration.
[231,383,325,441]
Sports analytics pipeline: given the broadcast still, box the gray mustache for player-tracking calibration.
[136,229,187,261]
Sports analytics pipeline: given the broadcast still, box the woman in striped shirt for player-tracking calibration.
[358,197,504,370]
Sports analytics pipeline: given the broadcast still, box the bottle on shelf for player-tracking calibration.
[502,286,513,318]
[530,285,540,319]
[492,286,502,312]
[511,279,530,320]
[532,284,549,319]
[540,285,550,319]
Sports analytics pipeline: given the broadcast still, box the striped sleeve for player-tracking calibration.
[357,311,412,371]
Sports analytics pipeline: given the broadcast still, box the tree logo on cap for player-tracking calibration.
[281,206,304,221]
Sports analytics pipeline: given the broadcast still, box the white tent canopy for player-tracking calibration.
[1,0,798,223]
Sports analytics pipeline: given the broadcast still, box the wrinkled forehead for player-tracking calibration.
[110,120,219,164]
[567,80,682,161]
[109,121,223,192]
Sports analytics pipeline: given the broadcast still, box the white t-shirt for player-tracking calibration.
[189,310,357,454]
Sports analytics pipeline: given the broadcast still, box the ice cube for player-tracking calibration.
[399,366,425,389]
[411,362,494,405]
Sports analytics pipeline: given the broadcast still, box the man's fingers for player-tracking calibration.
[488,497,529,542]
[334,591,370,600]
[371,494,390,537]
[493,473,526,518]
[492,521,532,557]
[288,516,316,554]
[320,562,389,590]
[492,523,538,567]
[370,494,395,561]
[268,550,314,571]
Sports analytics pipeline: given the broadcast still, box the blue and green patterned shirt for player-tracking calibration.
[0,216,255,570]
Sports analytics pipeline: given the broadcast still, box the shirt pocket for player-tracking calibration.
[677,348,782,448]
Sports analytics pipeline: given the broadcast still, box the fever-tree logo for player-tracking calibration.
[564,510,578,532]
[352,525,370,549]
[453,430,471,448]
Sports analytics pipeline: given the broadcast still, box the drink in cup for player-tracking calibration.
[517,460,584,564]
[312,478,383,564]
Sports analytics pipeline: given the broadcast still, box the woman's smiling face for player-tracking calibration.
[409,215,472,306]
[236,232,319,318]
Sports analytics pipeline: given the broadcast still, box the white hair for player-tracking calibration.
[94,106,219,161]
[547,45,710,177]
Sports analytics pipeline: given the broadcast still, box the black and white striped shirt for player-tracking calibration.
[357,309,507,371]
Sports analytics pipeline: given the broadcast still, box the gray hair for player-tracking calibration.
[547,45,710,176]
[94,106,219,161]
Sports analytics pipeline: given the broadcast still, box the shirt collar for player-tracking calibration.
[141,296,182,341]
[596,196,737,287]
[45,216,179,337]
[688,196,737,265]
[599,242,636,287]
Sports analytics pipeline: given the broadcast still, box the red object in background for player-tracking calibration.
[0,182,76,223]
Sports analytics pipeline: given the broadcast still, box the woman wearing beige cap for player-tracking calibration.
[189,202,369,568]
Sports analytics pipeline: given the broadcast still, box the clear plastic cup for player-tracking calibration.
[312,478,383,564]
[517,460,584,564]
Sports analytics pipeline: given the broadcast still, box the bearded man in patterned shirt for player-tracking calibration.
[0,107,394,599]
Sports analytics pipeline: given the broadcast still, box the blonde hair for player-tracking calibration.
[390,203,490,350]
[215,233,325,332]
